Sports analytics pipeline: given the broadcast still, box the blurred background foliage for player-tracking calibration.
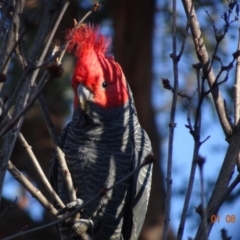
[0,0,239,239]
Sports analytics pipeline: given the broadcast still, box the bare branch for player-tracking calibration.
[213,174,240,216]
[7,161,58,216]
[0,7,40,74]
[0,73,56,138]
[18,132,65,209]
[179,2,240,239]
[0,0,71,205]
[58,2,100,64]
[177,67,202,240]
[0,98,65,209]
[237,153,240,172]
[0,0,24,76]
[0,197,17,219]
[1,155,154,240]
[197,156,208,240]
[182,0,232,137]
[195,132,240,239]
[221,228,232,240]
[177,6,191,60]
[36,2,101,215]
[234,28,240,125]
[162,78,191,100]
[38,96,76,203]
[177,143,199,240]
[162,0,178,238]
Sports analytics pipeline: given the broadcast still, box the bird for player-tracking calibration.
[50,24,153,240]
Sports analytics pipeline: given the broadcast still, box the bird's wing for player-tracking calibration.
[123,124,153,240]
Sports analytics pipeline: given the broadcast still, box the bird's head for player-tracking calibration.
[66,25,129,113]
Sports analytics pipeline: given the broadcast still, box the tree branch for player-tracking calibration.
[0,98,65,209]
[194,131,240,239]
[0,1,70,204]
[7,161,58,216]
[177,66,203,240]
[1,155,154,240]
[180,1,240,238]
[181,0,232,138]
[234,28,240,125]
[18,132,65,209]
[162,0,179,238]
[38,95,76,203]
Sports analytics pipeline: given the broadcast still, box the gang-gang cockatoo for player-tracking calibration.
[50,24,153,240]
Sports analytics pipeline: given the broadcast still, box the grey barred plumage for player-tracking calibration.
[50,24,153,240]
[50,95,152,240]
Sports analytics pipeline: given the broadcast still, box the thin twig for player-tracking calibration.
[0,0,23,76]
[38,96,76,202]
[234,28,240,125]
[58,2,100,63]
[1,155,154,240]
[0,74,51,138]
[0,0,26,123]
[0,0,71,204]
[0,1,99,132]
[194,131,240,239]
[35,1,71,69]
[177,52,203,240]
[177,144,200,240]
[0,197,17,219]
[221,229,232,240]
[177,7,191,60]
[7,161,58,216]
[181,1,240,239]
[162,0,178,238]
[182,0,232,137]
[0,98,65,209]
[162,78,191,100]
[237,153,240,172]
[37,1,101,213]
[18,133,65,209]
[197,156,208,240]
[0,6,40,74]
[32,2,100,70]
[0,70,29,127]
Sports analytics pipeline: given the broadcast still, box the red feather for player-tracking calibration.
[66,24,129,109]
[66,25,111,57]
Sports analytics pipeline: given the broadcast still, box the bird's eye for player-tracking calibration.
[102,81,108,88]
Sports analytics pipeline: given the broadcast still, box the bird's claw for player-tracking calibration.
[57,198,84,216]
[66,199,84,209]
[71,219,94,240]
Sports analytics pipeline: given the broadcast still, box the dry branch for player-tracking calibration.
[177,67,203,240]
[234,29,240,125]
[7,161,58,216]
[39,95,76,203]
[0,98,65,209]
[0,0,70,204]
[18,132,65,209]
[1,155,154,240]
[0,197,17,219]
[180,1,240,239]
[182,0,232,137]
[162,0,179,238]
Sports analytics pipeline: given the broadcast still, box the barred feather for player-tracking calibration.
[50,24,153,240]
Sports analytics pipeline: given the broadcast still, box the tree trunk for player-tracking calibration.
[110,0,175,239]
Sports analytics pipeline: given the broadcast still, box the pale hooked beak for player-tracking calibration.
[77,84,93,111]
